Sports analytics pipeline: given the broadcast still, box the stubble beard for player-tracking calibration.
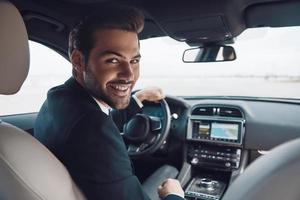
[83,70,132,110]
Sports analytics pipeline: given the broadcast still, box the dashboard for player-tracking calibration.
[167,97,300,150]
[164,96,300,200]
[2,95,300,200]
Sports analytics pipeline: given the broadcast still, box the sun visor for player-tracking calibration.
[246,1,300,28]
[159,15,233,46]
[139,19,165,40]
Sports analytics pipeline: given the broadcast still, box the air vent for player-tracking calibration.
[191,107,214,116]
[219,107,243,118]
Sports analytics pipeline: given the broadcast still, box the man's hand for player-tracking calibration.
[135,86,165,103]
[157,178,185,199]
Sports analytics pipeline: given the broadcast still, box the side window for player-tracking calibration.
[0,41,70,116]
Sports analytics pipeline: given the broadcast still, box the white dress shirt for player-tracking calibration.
[92,94,143,116]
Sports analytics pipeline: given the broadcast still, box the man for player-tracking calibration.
[34,4,184,200]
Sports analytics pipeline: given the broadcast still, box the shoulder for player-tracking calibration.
[46,81,99,115]
[68,110,120,143]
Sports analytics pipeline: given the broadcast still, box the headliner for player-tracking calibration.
[9,0,300,56]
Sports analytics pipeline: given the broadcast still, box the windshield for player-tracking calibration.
[137,26,300,99]
[1,26,300,116]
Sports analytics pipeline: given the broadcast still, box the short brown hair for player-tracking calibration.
[68,4,144,60]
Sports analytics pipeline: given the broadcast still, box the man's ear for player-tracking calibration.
[70,49,85,73]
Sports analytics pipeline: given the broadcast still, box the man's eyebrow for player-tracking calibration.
[99,50,124,58]
[133,54,141,59]
[100,51,141,59]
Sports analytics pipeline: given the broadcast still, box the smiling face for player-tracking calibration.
[73,28,140,109]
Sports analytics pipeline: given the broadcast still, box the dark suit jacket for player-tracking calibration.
[34,77,183,200]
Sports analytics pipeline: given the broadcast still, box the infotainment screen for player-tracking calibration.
[198,123,210,135]
[210,122,239,140]
[191,120,242,143]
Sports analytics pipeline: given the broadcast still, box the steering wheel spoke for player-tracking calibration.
[127,143,150,153]
[149,116,162,131]
[123,99,171,157]
[147,134,160,145]
[127,144,140,153]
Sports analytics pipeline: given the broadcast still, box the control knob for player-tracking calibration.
[191,157,199,165]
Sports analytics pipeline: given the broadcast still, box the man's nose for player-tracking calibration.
[119,61,134,78]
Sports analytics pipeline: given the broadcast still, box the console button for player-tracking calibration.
[216,156,224,160]
[200,154,207,158]
[225,162,231,167]
[191,157,199,165]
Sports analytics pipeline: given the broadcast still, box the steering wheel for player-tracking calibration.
[122,99,171,157]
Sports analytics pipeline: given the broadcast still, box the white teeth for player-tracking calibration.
[111,84,130,91]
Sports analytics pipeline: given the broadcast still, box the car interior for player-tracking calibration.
[1,0,300,199]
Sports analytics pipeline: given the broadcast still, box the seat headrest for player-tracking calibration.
[0,0,29,95]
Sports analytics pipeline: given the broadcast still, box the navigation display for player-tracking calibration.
[198,123,210,135]
[210,122,239,140]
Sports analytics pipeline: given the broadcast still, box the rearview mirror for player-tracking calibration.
[183,46,236,63]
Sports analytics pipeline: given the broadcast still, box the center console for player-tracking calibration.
[178,105,247,200]
[187,144,241,171]
[185,177,227,200]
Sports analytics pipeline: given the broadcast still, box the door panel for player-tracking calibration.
[0,113,37,135]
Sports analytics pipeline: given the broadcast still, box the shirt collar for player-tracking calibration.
[92,97,110,115]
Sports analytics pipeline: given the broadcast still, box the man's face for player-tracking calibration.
[81,29,140,109]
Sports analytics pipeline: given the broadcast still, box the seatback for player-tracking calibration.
[0,1,85,199]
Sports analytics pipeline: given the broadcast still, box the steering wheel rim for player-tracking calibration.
[123,99,171,157]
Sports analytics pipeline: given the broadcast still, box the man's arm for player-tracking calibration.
[134,86,165,103]
[111,86,165,131]
[62,111,151,200]
[164,194,185,200]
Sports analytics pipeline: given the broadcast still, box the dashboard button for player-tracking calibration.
[216,156,224,160]
[225,162,231,167]
[191,157,199,164]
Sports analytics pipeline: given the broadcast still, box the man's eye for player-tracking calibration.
[130,59,140,64]
[106,58,119,64]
